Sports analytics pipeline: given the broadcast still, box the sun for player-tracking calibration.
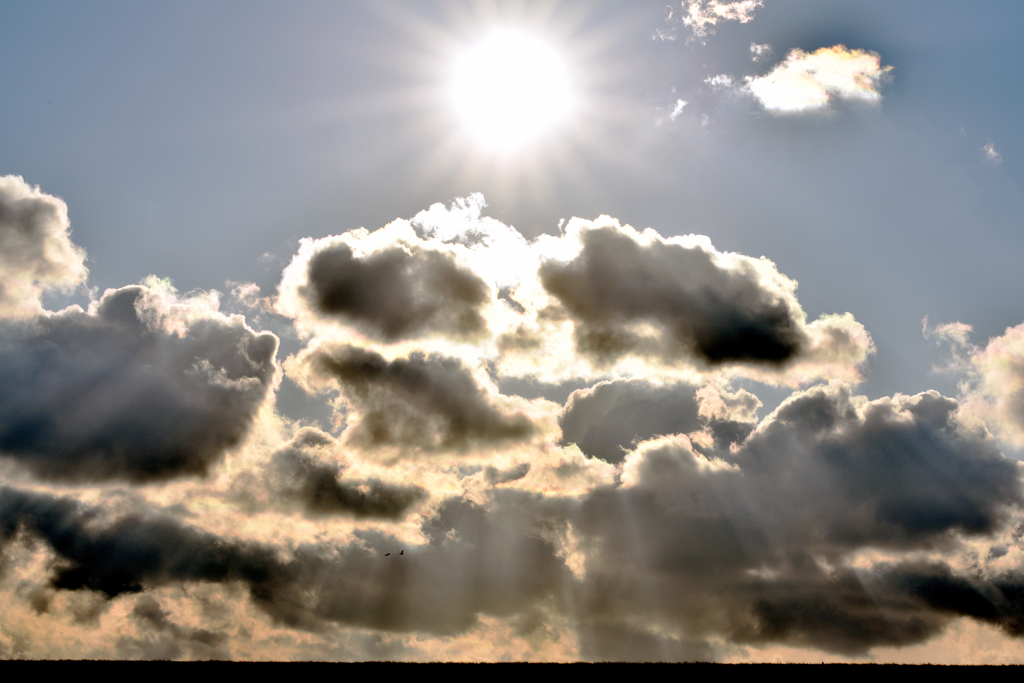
[451,31,573,151]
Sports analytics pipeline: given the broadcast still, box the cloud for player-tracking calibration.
[705,74,734,88]
[669,99,688,122]
[228,281,271,313]
[0,485,571,638]
[653,5,680,42]
[3,378,1024,657]
[0,175,87,317]
[559,379,706,464]
[984,142,1003,164]
[411,193,534,291]
[277,220,494,343]
[3,182,1019,662]
[537,219,806,368]
[0,282,277,482]
[511,217,871,379]
[956,322,1024,449]
[746,45,892,113]
[268,428,427,519]
[577,622,713,662]
[750,42,772,61]
[735,385,1019,547]
[0,485,297,604]
[682,1,763,41]
[277,200,870,386]
[569,384,1024,654]
[116,595,230,660]
[288,343,543,453]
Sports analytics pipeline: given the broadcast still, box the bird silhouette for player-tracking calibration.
[385,553,390,556]
[400,550,404,555]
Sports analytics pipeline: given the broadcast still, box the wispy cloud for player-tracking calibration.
[656,1,764,42]
[984,141,1003,164]
[705,74,734,88]
[669,98,688,121]
[683,0,763,41]
[749,42,772,61]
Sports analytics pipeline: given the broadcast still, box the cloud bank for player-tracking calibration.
[1,181,1023,662]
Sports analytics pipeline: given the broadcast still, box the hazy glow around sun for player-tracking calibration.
[451,31,573,151]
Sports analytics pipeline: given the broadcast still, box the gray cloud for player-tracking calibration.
[566,385,1023,654]
[753,388,1018,547]
[559,379,705,464]
[295,498,570,635]
[724,560,1024,654]
[283,237,491,342]
[577,621,713,662]
[299,345,536,451]
[0,485,569,638]
[0,485,296,602]
[0,284,277,483]
[538,224,807,367]
[269,428,427,519]
[116,595,231,660]
[0,175,87,316]
[4,375,1024,660]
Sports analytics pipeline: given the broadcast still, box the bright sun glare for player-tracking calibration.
[451,31,572,151]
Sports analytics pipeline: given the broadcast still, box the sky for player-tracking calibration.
[1,0,1024,662]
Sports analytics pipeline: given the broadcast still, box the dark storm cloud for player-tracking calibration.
[302,345,535,450]
[740,386,1021,547]
[269,428,426,519]
[567,384,1024,653]
[559,379,705,464]
[727,560,1024,654]
[486,462,531,485]
[285,237,491,342]
[0,175,87,315]
[4,377,1024,658]
[0,485,296,602]
[538,224,806,367]
[116,595,230,660]
[0,284,277,483]
[576,621,713,662]
[0,485,569,637]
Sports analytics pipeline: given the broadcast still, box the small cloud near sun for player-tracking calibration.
[745,45,891,113]
[655,1,763,42]
[683,0,763,41]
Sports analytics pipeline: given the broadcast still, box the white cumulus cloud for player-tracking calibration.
[746,45,892,114]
